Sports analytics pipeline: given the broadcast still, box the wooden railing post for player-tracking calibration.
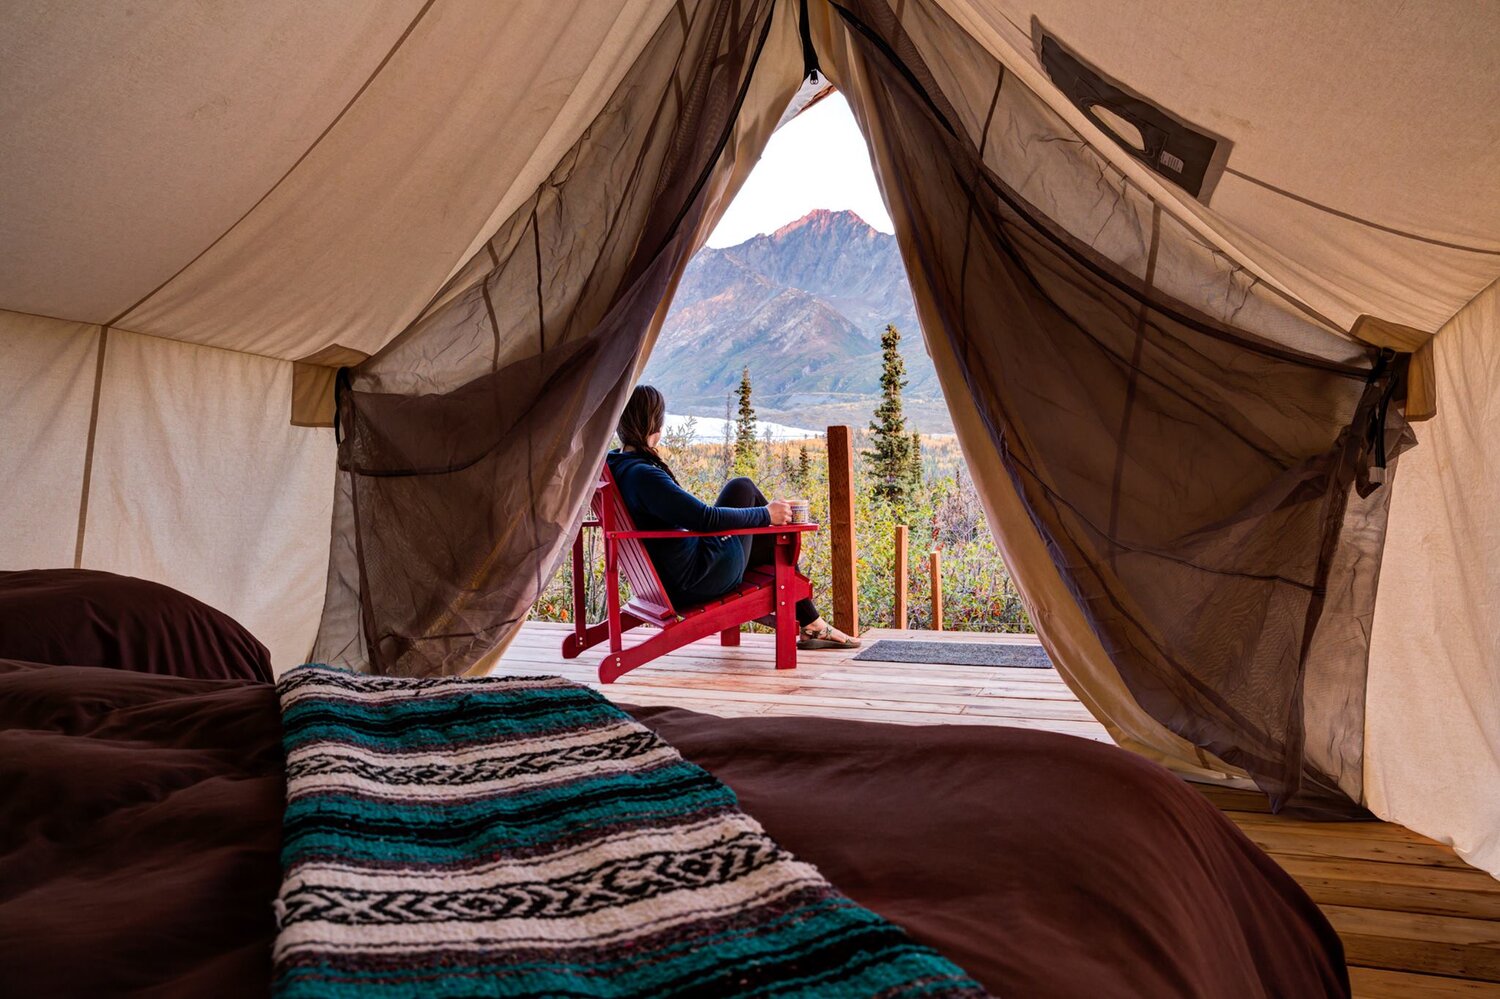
[894,525,908,630]
[826,425,858,636]
[929,549,943,631]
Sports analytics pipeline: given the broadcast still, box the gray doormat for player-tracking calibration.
[852,639,1052,669]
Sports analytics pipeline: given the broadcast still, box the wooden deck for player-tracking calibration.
[500,622,1500,997]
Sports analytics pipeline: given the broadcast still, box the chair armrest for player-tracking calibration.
[610,523,819,540]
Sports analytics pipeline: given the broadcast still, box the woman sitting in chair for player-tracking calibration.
[606,384,860,650]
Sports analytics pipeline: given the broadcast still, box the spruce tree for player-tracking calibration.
[720,391,734,478]
[733,367,759,477]
[795,444,813,492]
[865,324,912,502]
[779,444,797,485]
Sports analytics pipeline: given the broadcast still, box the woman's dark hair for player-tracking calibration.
[617,384,677,481]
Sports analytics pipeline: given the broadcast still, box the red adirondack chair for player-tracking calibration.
[561,466,817,683]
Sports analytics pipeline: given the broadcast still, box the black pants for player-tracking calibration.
[717,477,820,627]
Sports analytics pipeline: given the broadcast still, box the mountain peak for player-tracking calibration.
[646,202,940,426]
[770,208,875,240]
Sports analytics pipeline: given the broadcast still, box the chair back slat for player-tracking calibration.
[597,468,676,620]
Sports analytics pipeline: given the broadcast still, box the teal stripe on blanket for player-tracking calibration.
[285,756,717,827]
[272,666,987,998]
[282,779,737,864]
[281,691,609,749]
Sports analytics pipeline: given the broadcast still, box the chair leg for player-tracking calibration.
[775,599,796,669]
[569,528,587,652]
[564,616,639,658]
[604,543,623,655]
[774,536,796,671]
[720,627,740,647]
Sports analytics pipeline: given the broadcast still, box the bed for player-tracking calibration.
[0,570,1348,997]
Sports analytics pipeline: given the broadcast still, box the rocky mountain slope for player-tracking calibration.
[643,209,949,433]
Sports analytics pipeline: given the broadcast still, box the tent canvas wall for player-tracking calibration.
[1,0,1496,874]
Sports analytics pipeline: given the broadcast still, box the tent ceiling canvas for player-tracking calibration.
[1,0,1495,360]
[0,0,675,357]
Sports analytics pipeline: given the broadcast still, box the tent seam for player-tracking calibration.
[0,306,328,369]
[1224,168,1500,257]
[72,327,110,569]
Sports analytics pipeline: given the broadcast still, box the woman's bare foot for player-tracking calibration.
[797,618,860,650]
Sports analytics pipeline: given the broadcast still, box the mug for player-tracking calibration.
[788,499,811,524]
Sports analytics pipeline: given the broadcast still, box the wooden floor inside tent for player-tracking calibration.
[499,623,1500,997]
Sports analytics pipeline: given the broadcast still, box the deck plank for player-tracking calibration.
[502,621,1500,992]
[1350,967,1500,997]
[1325,905,1500,980]
[1275,857,1500,920]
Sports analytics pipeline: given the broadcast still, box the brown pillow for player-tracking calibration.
[0,569,272,683]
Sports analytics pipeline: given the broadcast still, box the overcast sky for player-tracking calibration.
[706,93,894,247]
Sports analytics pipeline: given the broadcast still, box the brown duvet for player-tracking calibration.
[0,661,1346,997]
[627,705,1349,999]
[0,661,284,998]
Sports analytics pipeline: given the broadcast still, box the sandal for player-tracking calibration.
[797,624,861,650]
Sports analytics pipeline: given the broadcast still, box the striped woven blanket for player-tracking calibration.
[273,666,986,998]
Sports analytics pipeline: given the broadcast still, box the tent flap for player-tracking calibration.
[312,0,789,675]
[820,0,1415,815]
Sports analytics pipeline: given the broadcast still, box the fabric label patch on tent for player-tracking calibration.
[1034,22,1232,202]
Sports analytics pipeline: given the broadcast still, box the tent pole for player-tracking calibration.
[827,425,858,636]
[930,550,943,632]
[894,524,909,630]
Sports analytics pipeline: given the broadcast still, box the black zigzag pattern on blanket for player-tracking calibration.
[279,833,787,924]
[286,729,662,786]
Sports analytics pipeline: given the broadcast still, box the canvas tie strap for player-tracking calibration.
[799,0,822,85]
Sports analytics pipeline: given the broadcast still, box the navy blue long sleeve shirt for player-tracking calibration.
[605,449,768,604]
